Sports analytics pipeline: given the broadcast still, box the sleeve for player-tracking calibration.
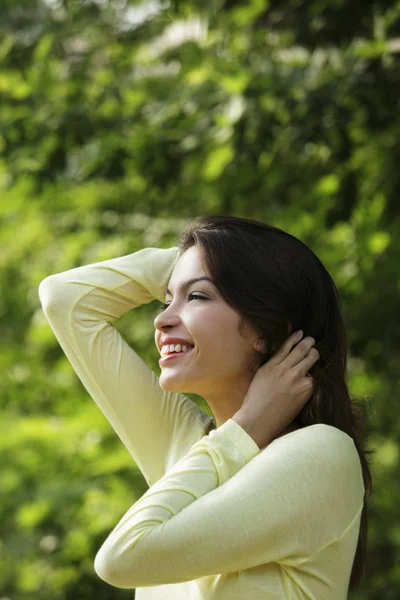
[38,246,214,487]
[93,421,365,589]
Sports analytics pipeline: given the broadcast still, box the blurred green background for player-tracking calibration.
[1,0,399,598]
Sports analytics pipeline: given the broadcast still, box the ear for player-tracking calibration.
[254,339,267,353]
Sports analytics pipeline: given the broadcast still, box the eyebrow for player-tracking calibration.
[165,277,214,297]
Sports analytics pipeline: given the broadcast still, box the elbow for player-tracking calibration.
[38,275,61,312]
[94,547,116,587]
[94,544,137,590]
[38,275,73,319]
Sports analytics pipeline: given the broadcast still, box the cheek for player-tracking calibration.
[184,306,248,363]
[191,310,232,342]
[196,317,246,364]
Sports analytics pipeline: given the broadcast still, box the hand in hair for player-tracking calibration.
[233,330,319,450]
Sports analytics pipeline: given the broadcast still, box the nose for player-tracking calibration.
[154,303,181,332]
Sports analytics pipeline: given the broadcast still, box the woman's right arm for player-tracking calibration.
[38,246,214,487]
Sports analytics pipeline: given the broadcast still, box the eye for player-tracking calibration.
[157,293,208,312]
[188,293,207,302]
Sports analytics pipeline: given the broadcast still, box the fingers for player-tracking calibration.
[271,330,304,365]
[297,347,320,376]
[283,336,317,369]
[270,331,320,377]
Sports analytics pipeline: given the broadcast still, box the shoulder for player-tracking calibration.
[272,423,356,451]
[254,425,365,551]
[267,424,364,494]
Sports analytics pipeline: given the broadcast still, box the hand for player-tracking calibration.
[233,330,319,449]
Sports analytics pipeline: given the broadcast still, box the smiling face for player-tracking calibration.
[154,245,263,414]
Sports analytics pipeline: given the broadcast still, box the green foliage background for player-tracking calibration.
[1,0,399,598]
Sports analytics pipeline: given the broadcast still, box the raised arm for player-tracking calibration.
[38,246,214,487]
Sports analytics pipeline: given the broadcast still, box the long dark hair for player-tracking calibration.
[177,215,374,592]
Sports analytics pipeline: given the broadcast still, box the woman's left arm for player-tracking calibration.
[94,418,364,588]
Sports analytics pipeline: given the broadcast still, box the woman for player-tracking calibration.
[38,215,372,599]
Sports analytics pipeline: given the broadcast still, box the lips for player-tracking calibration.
[158,337,194,354]
[159,347,195,366]
[160,343,194,357]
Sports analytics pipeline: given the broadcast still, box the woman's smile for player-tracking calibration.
[159,347,195,365]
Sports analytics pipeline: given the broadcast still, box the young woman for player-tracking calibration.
[39,215,373,599]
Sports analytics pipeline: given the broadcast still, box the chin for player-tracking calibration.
[159,371,203,395]
[158,373,186,393]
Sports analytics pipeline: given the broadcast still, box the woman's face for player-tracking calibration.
[154,245,262,401]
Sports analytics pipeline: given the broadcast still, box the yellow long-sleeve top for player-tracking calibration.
[38,246,365,600]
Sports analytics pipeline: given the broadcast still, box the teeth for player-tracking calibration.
[161,343,193,356]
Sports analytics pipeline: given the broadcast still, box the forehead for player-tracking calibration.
[170,246,207,280]
[165,246,213,297]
